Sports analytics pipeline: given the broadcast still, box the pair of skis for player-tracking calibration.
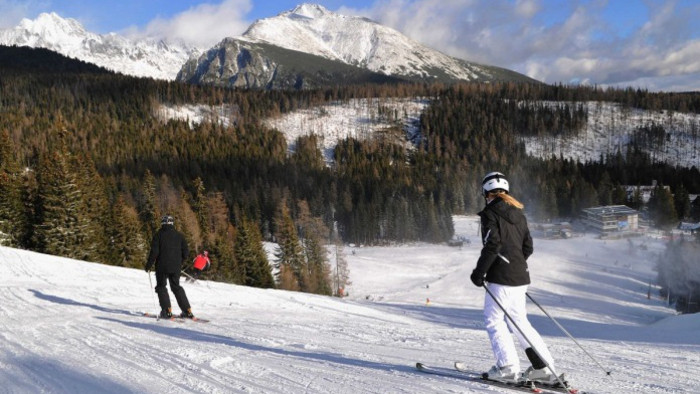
[141,312,210,323]
[415,362,583,394]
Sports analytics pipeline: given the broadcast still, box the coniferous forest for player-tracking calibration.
[0,46,699,297]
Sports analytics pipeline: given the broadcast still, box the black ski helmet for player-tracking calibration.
[161,214,174,226]
[482,172,509,196]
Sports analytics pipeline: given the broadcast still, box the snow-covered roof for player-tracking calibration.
[582,205,639,216]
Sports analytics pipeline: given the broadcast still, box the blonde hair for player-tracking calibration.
[488,190,524,209]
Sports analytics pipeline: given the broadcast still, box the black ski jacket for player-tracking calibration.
[146,225,189,274]
[474,197,533,286]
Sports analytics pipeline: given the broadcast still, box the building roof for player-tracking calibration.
[582,205,639,216]
[678,222,700,231]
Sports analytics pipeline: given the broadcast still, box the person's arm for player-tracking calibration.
[145,232,160,271]
[522,227,533,260]
[474,210,501,276]
[181,235,189,264]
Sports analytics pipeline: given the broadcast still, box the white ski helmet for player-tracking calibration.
[482,172,509,196]
[161,215,175,226]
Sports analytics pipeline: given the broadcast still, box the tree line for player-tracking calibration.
[0,46,698,297]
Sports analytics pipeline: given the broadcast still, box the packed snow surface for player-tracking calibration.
[1,216,698,393]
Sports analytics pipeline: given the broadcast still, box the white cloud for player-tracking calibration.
[514,0,539,19]
[2,0,697,92]
[125,0,253,47]
[0,0,45,28]
[342,0,699,92]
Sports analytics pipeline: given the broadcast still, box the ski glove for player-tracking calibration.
[470,270,485,287]
[145,263,152,273]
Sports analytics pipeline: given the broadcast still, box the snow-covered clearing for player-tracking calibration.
[157,99,700,169]
[1,216,698,393]
[522,102,700,169]
[264,98,428,163]
[155,104,238,129]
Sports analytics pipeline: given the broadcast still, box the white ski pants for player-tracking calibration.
[483,283,554,371]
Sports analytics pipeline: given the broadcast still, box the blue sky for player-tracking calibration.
[1,0,699,92]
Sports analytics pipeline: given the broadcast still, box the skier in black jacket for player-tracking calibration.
[145,215,195,319]
[469,172,560,385]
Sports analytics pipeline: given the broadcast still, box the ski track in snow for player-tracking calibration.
[1,217,699,393]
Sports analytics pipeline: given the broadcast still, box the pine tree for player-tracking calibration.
[330,221,351,297]
[177,188,202,254]
[0,130,24,247]
[236,215,274,288]
[212,235,240,283]
[139,170,160,241]
[690,196,700,222]
[109,196,148,268]
[274,203,306,291]
[191,177,209,241]
[72,153,111,262]
[673,184,691,220]
[297,200,332,295]
[629,185,644,210]
[33,150,89,259]
[649,184,678,230]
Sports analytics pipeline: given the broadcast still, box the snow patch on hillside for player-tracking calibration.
[523,101,700,168]
[264,98,428,162]
[155,103,238,128]
[156,98,700,169]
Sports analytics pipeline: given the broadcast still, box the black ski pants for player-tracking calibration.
[154,271,191,312]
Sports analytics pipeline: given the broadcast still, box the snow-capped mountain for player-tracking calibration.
[176,36,403,90]
[1,5,534,87]
[179,4,536,89]
[242,4,505,81]
[0,12,199,81]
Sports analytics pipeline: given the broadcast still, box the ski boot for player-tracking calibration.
[159,308,173,318]
[521,366,568,387]
[483,365,519,383]
[180,308,195,319]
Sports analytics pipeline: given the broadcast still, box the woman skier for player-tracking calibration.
[469,172,562,385]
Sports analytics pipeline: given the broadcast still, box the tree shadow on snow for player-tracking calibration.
[376,303,486,330]
[99,317,416,375]
[28,289,138,317]
[377,296,700,346]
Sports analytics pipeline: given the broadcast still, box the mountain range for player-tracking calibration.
[0,12,200,81]
[0,4,537,88]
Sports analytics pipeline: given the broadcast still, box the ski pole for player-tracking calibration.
[526,292,612,377]
[147,271,160,321]
[483,284,570,391]
[181,270,196,281]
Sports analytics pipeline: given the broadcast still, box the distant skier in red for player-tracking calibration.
[190,250,211,281]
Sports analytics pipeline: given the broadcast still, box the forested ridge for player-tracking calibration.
[0,46,698,295]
